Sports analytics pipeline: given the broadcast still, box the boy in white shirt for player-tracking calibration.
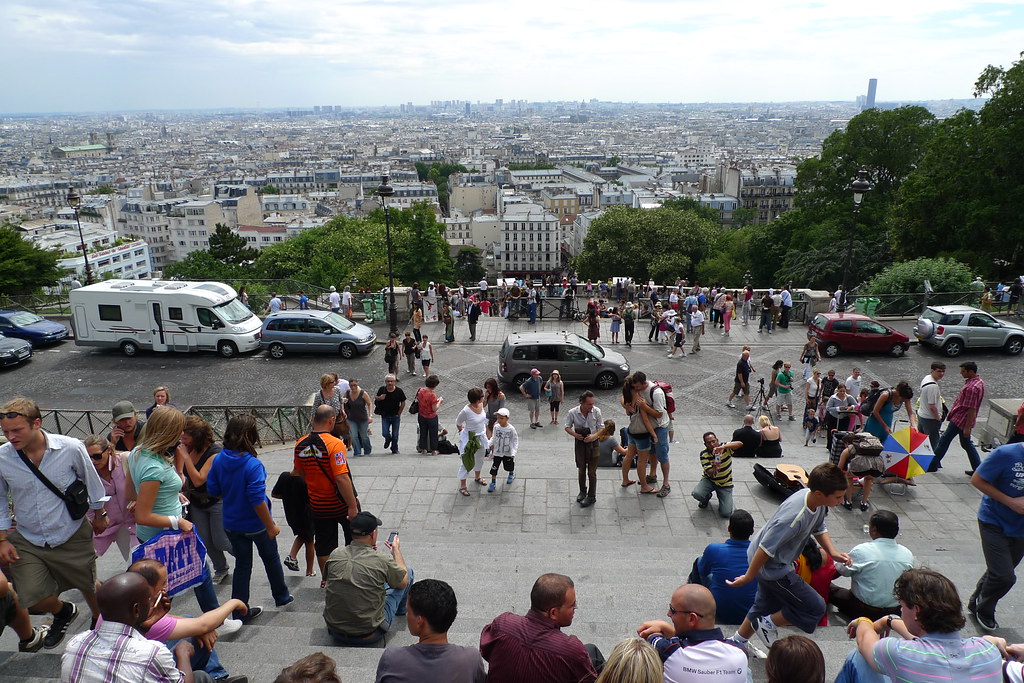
[487,408,520,492]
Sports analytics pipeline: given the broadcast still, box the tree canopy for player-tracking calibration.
[0,223,65,294]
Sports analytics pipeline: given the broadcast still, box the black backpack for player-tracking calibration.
[859,386,888,416]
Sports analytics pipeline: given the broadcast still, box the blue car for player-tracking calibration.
[0,309,70,346]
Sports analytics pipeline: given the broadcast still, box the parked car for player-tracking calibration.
[809,312,911,358]
[0,333,32,367]
[914,305,1024,357]
[261,310,376,359]
[497,331,629,390]
[0,309,69,346]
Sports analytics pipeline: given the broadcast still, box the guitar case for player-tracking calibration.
[753,463,806,499]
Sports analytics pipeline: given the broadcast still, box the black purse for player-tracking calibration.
[17,449,90,520]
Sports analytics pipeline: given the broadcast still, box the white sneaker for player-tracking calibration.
[217,618,243,636]
[755,615,778,647]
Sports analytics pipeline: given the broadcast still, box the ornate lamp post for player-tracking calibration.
[839,169,872,311]
[376,173,398,335]
[66,188,93,285]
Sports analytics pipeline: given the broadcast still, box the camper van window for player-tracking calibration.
[197,308,216,327]
[98,305,122,321]
[214,299,253,325]
[168,307,184,321]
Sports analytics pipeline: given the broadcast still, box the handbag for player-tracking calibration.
[17,449,90,520]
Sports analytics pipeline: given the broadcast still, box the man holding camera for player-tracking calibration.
[564,392,603,508]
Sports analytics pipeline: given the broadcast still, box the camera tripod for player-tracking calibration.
[749,378,773,424]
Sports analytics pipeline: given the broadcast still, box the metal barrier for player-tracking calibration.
[34,406,313,446]
[0,293,72,316]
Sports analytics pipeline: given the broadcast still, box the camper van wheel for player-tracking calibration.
[339,343,357,360]
[121,341,139,357]
[218,341,238,358]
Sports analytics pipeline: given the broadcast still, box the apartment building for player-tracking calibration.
[117,198,190,270]
[18,220,151,283]
[499,205,563,278]
[167,186,261,261]
[712,164,796,224]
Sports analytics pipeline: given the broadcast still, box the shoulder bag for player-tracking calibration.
[17,449,90,520]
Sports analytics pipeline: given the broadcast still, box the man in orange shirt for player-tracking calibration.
[293,405,360,578]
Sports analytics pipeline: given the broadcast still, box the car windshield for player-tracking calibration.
[810,314,828,330]
[575,337,604,358]
[8,311,43,325]
[324,312,355,330]
[214,298,255,325]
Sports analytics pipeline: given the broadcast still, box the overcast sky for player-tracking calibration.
[4,0,1023,114]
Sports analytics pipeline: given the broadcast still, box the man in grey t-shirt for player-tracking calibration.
[375,579,484,683]
[917,361,946,450]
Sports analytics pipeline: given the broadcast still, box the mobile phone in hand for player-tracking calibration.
[388,531,398,545]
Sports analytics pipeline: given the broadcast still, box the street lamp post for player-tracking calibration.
[66,188,93,285]
[840,169,872,311]
[376,173,398,336]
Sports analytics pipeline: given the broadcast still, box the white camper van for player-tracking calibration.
[70,280,262,358]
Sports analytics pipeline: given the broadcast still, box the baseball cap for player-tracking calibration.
[530,368,540,376]
[112,400,136,422]
[496,408,510,417]
[350,511,382,535]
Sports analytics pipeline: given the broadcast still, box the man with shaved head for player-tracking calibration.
[637,584,748,682]
[61,572,204,683]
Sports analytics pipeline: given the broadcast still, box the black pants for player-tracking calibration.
[624,321,635,344]
[829,585,894,621]
[974,520,1024,621]
[575,441,598,496]
[490,456,515,476]
[780,305,791,328]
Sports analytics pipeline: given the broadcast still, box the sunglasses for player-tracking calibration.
[89,448,111,460]
[0,411,28,420]
[668,605,704,618]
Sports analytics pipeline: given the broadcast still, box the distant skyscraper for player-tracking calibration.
[865,78,877,110]
[465,102,471,116]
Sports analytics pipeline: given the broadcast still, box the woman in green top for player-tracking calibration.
[127,406,223,614]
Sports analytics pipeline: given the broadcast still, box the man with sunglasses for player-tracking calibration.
[637,584,747,682]
[0,397,107,649]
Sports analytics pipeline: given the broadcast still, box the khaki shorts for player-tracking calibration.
[8,519,97,610]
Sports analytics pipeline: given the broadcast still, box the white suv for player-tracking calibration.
[914,305,1024,357]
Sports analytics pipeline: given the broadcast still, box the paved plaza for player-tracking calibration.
[2,313,1022,681]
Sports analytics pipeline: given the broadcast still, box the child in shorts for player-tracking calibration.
[271,471,317,577]
[487,408,519,492]
[803,408,819,446]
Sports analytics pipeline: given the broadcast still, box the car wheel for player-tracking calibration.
[339,342,357,359]
[1004,337,1024,355]
[218,341,238,358]
[269,343,286,359]
[121,340,139,357]
[512,373,529,387]
[889,343,906,357]
[942,339,963,358]
[595,371,618,390]
[823,342,840,358]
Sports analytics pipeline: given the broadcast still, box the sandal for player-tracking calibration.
[621,480,636,488]
[640,488,659,494]
[459,488,471,496]
[646,475,658,484]
[306,572,317,577]
[657,484,671,498]
[474,478,488,485]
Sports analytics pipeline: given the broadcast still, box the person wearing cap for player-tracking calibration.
[487,408,520,493]
[108,400,144,452]
[328,286,341,313]
[520,369,544,430]
[323,511,412,647]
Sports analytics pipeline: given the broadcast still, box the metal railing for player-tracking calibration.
[34,406,313,446]
[0,293,73,316]
[855,290,994,318]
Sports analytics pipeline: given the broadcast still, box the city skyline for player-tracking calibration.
[4,0,1024,114]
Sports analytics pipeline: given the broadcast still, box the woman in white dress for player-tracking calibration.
[456,387,490,496]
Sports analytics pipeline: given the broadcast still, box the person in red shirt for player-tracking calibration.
[929,361,985,475]
[292,405,360,578]
[480,573,601,683]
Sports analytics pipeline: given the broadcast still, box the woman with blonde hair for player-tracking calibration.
[596,419,629,479]
[595,637,662,683]
[146,386,174,418]
[756,414,783,459]
[312,373,348,440]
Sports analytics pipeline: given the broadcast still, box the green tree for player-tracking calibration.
[383,202,454,285]
[607,156,621,167]
[575,206,719,282]
[208,223,258,265]
[453,247,485,283]
[661,197,720,223]
[0,223,66,294]
[414,161,469,213]
[865,257,973,294]
[257,184,281,195]
[88,185,115,195]
[164,251,244,281]
[731,207,757,229]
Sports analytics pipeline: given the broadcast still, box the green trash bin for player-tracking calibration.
[855,297,880,317]
[853,298,867,314]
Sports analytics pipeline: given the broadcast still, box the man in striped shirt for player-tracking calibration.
[929,361,985,475]
[838,568,1002,683]
[693,432,735,518]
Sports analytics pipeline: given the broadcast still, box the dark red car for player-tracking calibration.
[809,312,910,358]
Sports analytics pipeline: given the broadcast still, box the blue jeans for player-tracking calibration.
[167,631,226,681]
[834,649,891,683]
[759,310,772,331]
[931,421,982,471]
[225,528,292,618]
[328,567,414,647]
[190,501,232,573]
[193,558,219,614]
[528,302,537,323]
[381,416,401,453]
[918,416,941,451]
[691,479,734,518]
[348,420,371,456]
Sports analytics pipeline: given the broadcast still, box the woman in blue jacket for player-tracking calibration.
[208,415,293,620]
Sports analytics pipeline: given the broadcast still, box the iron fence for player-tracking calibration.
[34,405,313,445]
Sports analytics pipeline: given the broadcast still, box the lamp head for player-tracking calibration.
[67,188,81,208]
[850,169,872,206]
[377,173,395,199]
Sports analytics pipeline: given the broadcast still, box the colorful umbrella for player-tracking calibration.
[880,426,935,478]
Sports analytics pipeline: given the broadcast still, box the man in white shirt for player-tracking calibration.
[845,368,862,399]
[637,584,747,683]
[917,362,946,449]
[328,286,341,313]
[342,287,353,317]
[266,293,283,314]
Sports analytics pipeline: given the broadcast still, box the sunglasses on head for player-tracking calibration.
[0,411,28,420]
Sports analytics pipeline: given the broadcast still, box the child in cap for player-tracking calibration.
[487,408,520,492]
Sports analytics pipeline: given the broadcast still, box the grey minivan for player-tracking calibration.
[497,331,629,390]
[261,310,376,359]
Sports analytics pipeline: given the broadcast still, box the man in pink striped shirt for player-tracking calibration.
[929,361,985,475]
